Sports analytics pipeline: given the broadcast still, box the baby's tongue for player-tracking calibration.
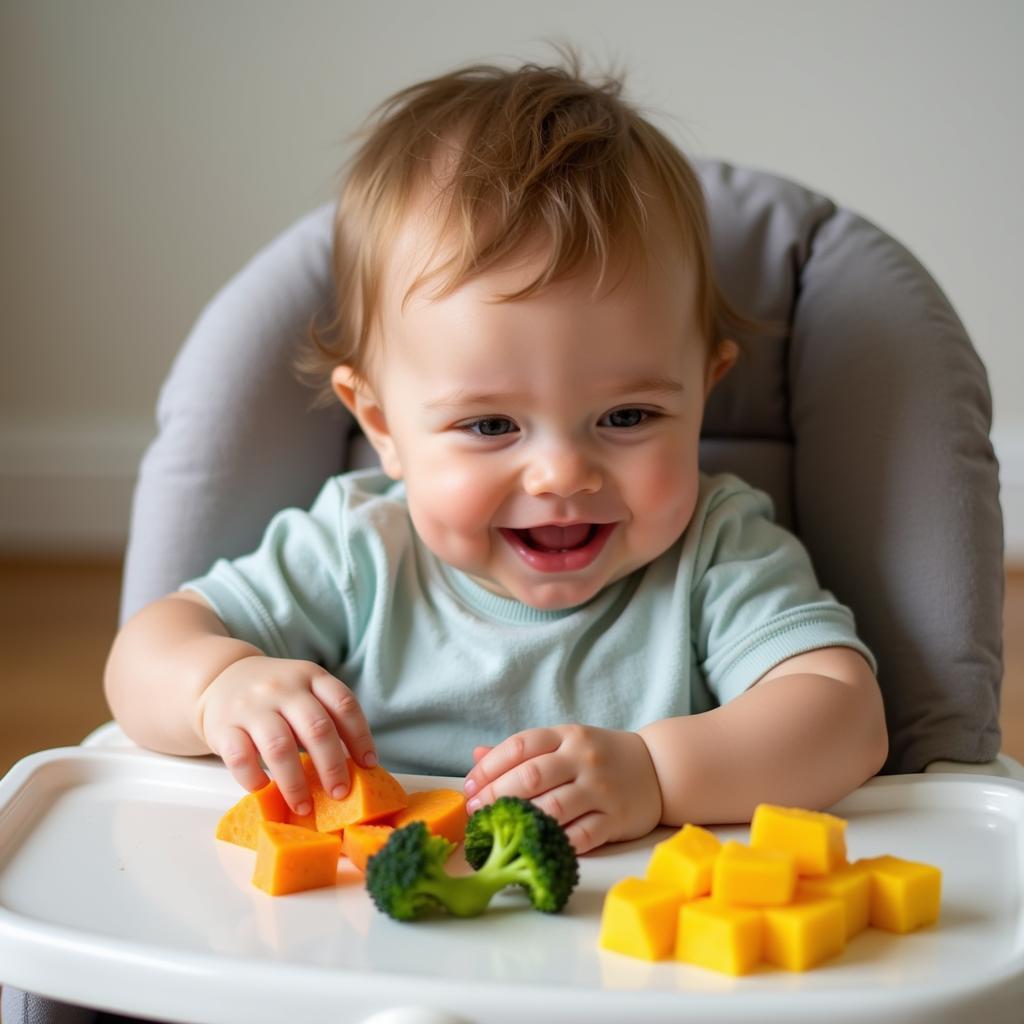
[526,524,592,551]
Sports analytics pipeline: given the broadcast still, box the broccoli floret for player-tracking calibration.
[364,821,458,920]
[463,796,579,913]
[365,798,579,921]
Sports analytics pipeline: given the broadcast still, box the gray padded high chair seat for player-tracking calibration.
[2,159,1013,1024]
[120,157,1007,776]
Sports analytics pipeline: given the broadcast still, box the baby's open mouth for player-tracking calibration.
[498,522,617,574]
[514,523,597,553]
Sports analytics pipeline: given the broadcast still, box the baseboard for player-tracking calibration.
[1,417,1023,560]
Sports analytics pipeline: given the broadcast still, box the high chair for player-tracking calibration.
[2,160,1020,1024]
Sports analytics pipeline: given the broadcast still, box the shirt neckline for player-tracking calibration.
[438,559,621,624]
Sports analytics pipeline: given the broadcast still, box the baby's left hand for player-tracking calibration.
[463,725,663,854]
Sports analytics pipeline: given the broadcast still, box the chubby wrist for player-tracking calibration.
[638,717,702,827]
[631,727,668,827]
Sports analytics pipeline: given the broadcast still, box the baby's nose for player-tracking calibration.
[522,445,602,497]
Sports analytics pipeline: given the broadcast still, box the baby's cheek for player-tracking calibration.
[632,452,701,532]
[405,463,501,566]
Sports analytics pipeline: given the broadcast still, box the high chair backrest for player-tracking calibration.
[120,160,1004,775]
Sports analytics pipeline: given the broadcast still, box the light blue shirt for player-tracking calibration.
[182,469,875,776]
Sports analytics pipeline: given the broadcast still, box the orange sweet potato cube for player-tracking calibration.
[298,752,408,832]
[342,824,395,873]
[251,821,342,895]
[215,780,288,849]
[285,804,318,831]
[386,789,469,845]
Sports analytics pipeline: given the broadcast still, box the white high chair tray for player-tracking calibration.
[0,748,1022,1024]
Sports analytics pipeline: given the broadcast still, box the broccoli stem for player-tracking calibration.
[420,820,535,917]
[418,869,507,917]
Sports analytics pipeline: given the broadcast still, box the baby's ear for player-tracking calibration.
[330,365,403,480]
[704,338,739,397]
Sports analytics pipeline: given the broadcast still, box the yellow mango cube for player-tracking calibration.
[599,877,688,960]
[762,895,846,971]
[713,841,796,906]
[676,897,763,975]
[646,824,721,899]
[750,804,847,877]
[858,855,942,933]
[797,861,872,939]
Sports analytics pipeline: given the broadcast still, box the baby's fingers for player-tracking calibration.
[209,725,270,794]
[310,673,377,770]
[563,811,611,856]
[280,692,351,801]
[250,720,314,815]
[464,729,563,808]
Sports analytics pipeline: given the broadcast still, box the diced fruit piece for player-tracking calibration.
[343,824,394,873]
[285,805,318,830]
[599,877,688,960]
[712,841,796,906]
[386,789,469,845]
[676,897,763,975]
[750,804,847,877]
[298,752,408,832]
[646,824,721,899]
[593,802,944,973]
[797,861,872,939]
[858,855,942,933]
[215,780,288,849]
[762,895,846,971]
[251,821,342,895]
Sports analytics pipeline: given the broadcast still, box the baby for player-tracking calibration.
[104,55,888,854]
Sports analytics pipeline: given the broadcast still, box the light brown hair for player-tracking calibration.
[299,49,763,403]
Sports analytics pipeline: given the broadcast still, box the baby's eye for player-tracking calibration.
[464,416,518,437]
[599,407,651,429]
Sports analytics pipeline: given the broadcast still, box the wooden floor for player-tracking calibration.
[1,559,1024,776]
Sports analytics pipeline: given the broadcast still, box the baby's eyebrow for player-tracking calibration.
[424,389,523,410]
[608,375,685,398]
[425,376,684,410]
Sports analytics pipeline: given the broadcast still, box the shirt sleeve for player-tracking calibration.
[179,477,360,667]
[690,478,877,706]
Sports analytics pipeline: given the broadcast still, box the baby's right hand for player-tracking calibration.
[195,655,377,817]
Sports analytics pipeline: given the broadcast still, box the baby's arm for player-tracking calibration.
[640,646,887,825]
[104,591,377,815]
[464,646,887,853]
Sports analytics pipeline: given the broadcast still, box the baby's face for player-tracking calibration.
[336,239,734,611]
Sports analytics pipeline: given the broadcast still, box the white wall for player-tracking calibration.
[2,0,1022,556]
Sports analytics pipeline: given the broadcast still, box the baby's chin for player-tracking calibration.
[466,569,616,612]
